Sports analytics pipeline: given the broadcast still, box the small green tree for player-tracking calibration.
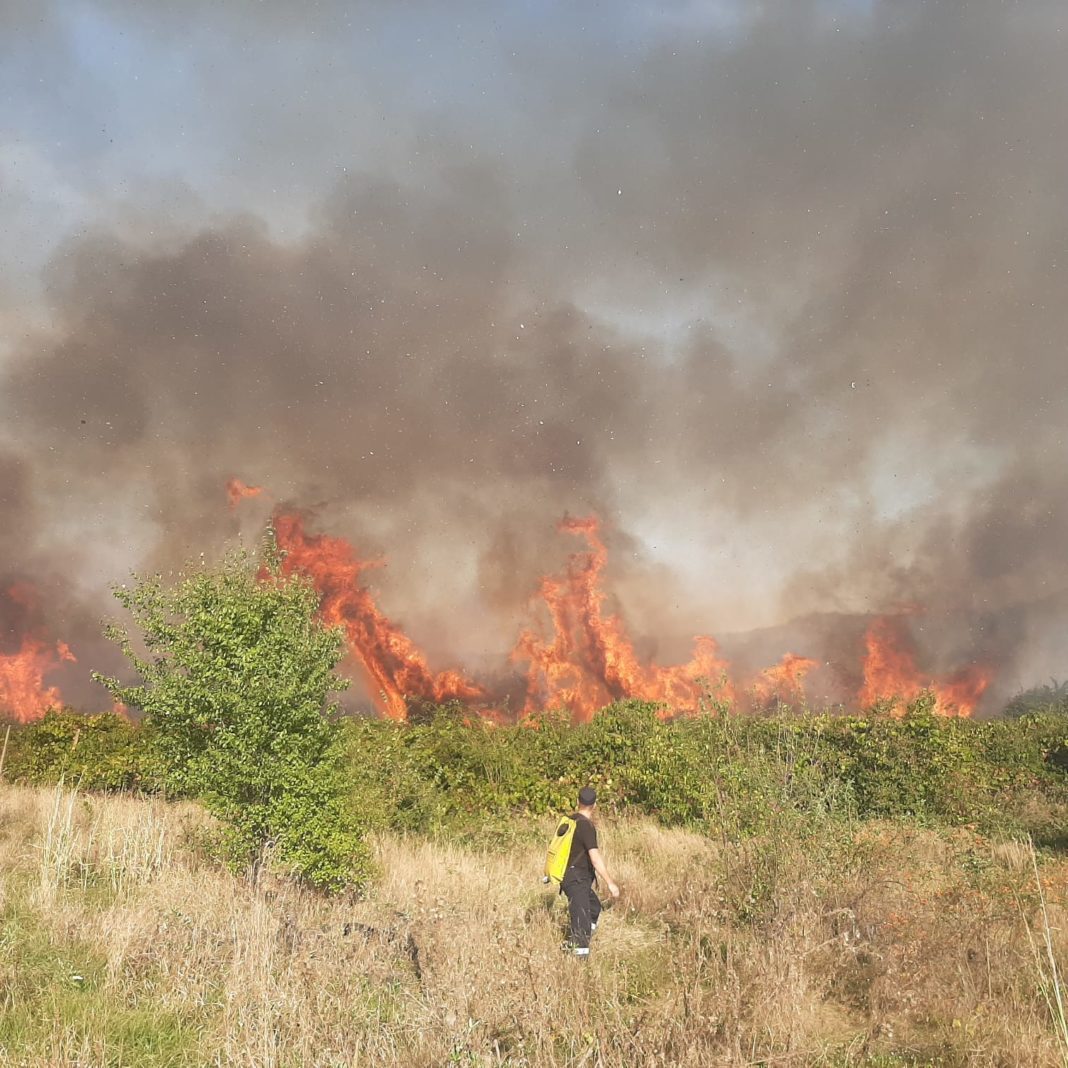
[94,534,368,891]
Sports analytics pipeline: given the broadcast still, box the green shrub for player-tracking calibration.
[93,535,369,892]
[334,697,1068,843]
[3,709,150,791]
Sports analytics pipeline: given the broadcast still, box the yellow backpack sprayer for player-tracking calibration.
[542,815,577,886]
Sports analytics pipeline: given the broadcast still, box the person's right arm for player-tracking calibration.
[587,847,620,898]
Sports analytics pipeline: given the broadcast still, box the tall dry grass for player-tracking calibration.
[2,781,1068,1066]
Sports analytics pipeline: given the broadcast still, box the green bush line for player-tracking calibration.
[8,697,1068,847]
[1,710,154,792]
[342,699,1068,843]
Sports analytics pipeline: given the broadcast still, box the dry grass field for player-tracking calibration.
[2,781,1068,1066]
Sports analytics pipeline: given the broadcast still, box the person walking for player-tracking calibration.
[561,786,620,957]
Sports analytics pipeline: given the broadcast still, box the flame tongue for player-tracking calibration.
[227,478,264,509]
[273,513,485,718]
[513,516,733,721]
[0,584,75,723]
[751,652,820,707]
[0,636,73,723]
[859,616,990,717]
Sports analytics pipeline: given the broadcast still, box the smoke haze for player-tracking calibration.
[2,0,1066,712]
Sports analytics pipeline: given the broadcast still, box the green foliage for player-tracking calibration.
[806,700,1062,828]
[339,697,1068,844]
[92,536,369,892]
[12,687,1068,871]
[341,702,581,842]
[3,708,151,791]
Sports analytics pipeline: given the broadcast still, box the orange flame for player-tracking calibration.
[0,585,74,723]
[512,516,733,721]
[226,478,264,509]
[750,653,819,707]
[273,513,486,719]
[0,637,74,723]
[859,617,990,717]
[231,489,912,722]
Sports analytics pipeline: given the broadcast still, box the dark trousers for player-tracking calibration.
[562,876,602,949]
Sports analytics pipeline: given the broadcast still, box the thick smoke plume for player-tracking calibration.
[1,1,1066,716]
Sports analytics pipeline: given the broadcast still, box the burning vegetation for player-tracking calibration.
[269,504,991,722]
[0,634,75,724]
[859,616,991,718]
[0,584,77,724]
[273,513,488,720]
[0,496,994,724]
[275,509,809,721]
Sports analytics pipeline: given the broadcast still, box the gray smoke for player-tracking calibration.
[2,0,1066,711]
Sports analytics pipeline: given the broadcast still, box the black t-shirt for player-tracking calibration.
[564,813,598,882]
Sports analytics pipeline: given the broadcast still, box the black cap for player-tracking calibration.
[578,786,597,806]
